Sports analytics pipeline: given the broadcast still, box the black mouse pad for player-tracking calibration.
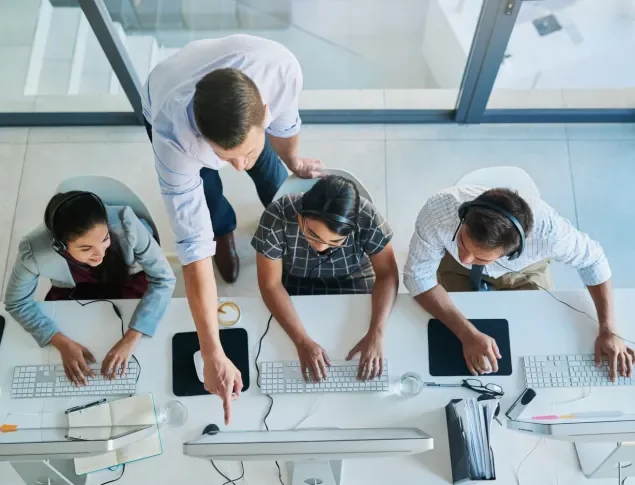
[428,319,512,376]
[172,328,250,397]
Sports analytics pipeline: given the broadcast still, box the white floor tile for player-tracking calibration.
[0,144,26,294]
[386,139,581,290]
[300,90,385,110]
[569,140,635,288]
[298,139,387,215]
[0,47,32,97]
[28,126,148,143]
[385,123,567,140]
[384,89,459,110]
[300,124,385,141]
[566,123,635,140]
[0,96,35,112]
[0,1,39,47]
[33,94,133,112]
[0,128,29,143]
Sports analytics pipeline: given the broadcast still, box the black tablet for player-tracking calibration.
[172,328,250,397]
[428,319,512,376]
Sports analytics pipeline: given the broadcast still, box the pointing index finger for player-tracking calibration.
[222,388,232,425]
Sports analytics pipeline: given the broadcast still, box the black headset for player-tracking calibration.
[47,191,107,254]
[453,196,526,261]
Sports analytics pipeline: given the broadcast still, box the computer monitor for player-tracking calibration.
[506,417,635,480]
[1,425,156,485]
[183,427,433,485]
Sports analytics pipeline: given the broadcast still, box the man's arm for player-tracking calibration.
[414,286,501,375]
[269,134,324,179]
[587,279,634,379]
[542,202,632,379]
[153,138,240,424]
[403,198,500,375]
[256,254,330,381]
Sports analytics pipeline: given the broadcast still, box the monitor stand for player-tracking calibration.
[10,459,87,485]
[575,442,635,483]
[291,460,343,485]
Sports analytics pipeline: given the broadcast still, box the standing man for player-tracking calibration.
[142,35,323,424]
[404,185,634,381]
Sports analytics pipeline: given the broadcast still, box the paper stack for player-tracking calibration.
[446,397,499,483]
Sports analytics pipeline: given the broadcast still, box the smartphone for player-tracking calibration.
[0,316,5,346]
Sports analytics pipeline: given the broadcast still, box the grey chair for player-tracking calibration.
[55,176,161,244]
[273,168,374,203]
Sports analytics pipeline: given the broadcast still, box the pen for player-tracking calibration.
[65,398,107,415]
[531,411,623,421]
[423,382,462,388]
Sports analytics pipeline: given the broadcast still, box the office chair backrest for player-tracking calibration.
[55,176,161,244]
[273,169,374,204]
[455,166,541,200]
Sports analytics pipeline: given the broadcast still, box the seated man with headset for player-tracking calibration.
[403,185,634,381]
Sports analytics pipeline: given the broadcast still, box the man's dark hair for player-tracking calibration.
[193,68,265,150]
[464,188,534,254]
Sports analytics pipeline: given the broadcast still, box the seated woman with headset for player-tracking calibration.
[252,175,399,382]
[4,191,176,386]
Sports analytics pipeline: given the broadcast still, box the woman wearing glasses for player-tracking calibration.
[252,175,399,382]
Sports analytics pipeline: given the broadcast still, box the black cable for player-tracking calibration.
[210,460,245,485]
[71,298,142,384]
[99,464,125,485]
[495,261,635,346]
[255,314,285,485]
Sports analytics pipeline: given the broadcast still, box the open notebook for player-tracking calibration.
[68,394,162,475]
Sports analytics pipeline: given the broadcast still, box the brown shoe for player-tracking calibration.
[214,232,240,283]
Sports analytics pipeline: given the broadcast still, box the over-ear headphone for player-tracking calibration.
[47,191,107,255]
[453,196,526,261]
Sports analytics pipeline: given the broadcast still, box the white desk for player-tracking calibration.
[2,291,635,485]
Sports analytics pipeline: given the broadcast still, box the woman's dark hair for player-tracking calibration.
[301,175,360,236]
[44,191,130,284]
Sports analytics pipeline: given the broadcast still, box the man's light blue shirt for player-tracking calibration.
[142,35,303,265]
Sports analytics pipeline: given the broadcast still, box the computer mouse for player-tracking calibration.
[203,423,220,436]
[193,350,205,383]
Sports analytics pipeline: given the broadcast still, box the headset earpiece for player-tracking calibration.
[48,191,107,255]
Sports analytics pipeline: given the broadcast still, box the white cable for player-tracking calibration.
[294,395,325,430]
[3,398,75,428]
[515,437,544,485]
[515,387,592,485]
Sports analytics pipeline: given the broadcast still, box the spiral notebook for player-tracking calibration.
[68,394,162,475]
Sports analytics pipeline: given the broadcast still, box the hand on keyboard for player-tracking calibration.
[346,331,384,380]
[102,329,143,379]
[296,337,331,382]
[50,333,95,386]
[594,332,634,381]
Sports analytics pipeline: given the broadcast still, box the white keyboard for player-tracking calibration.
[11,363,138,399]
[523,354,635,388]
[259,359,389,394]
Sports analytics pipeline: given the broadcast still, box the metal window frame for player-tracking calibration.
[455,0,635,124]
[0,0,633,127]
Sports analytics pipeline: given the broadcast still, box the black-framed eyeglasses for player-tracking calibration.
[299,215,348,249]
[462,379,504,397]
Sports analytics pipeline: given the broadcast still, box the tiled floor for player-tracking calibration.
[1,123,634,301]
